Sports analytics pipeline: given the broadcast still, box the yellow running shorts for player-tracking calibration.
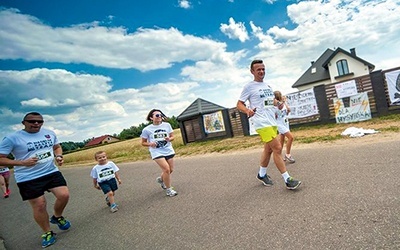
[256,126,278,143]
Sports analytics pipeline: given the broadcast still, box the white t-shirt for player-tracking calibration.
[239,81,278,130]
[140,122,175,159]
[0,128,59,183]
[276,105,290,134]
[90,161,119,183]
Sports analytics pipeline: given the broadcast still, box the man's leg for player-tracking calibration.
[50,186,69,217]
[268,137,287,174]
[28,195,51,232]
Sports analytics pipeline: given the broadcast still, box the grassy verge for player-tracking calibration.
[63,114,400,167]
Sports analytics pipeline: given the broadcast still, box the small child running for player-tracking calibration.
[90,151,122,213]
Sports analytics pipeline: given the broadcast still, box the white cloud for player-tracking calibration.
[220,17,249,42]
[178,0,191,9]
[0,9,231,72]
[249,0,400,88]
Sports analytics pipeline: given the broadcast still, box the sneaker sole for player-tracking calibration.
[256,177,273,186]
[286,181,301,190]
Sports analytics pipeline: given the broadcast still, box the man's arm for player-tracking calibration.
[237,100,256,118]
[53,144,64,166]
[0,154,38,167]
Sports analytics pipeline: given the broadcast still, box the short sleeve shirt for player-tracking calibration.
[239,81,278,129]
[0,128,59,183]
[140,122,175,159]
[90,161,119,183]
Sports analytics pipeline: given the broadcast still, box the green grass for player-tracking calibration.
[63,114,399,167]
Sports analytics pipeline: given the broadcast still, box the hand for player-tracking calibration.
[246,108,256,118]
[23,157,39,166]
[55,156,64,166]
[95,185,100,190]
[117,179,122,184]
[149,142,157,148]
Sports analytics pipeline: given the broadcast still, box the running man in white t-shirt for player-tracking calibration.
[0,112,71,248]
[236,60,301,190]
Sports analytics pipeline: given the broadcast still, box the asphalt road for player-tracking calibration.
[1,134,399,250]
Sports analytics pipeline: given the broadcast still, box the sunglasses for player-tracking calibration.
[24,120,44,124]
[154,114,162,118]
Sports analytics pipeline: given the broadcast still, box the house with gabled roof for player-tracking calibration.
[292,47,375,91]
[177,98,240,144]
[84,135,120,147]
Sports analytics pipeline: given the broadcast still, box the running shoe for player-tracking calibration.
[257,174,273,186]
[110,204,119,213]
[41,231,56,248]
[286,177,301,190]
[50,215,71,230]
[156,177,167,189]
[285,155,296,163]
[166,188,178,197]
[3,193,9,198]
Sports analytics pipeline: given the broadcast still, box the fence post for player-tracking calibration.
[370,70,389,116]
[313,85,331,123]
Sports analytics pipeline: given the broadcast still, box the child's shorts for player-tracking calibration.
[256,126,278,143]
[99,178,118,194]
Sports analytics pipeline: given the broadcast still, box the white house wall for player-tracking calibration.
[296,79,331,92]
[327,53,370,83]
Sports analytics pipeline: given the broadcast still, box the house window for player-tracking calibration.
[336,60,349,76]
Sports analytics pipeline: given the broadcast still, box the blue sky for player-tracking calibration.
[1,0,400,142]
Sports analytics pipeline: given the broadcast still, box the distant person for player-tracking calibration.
[274,91,295,163]
[236,59,301,190]
[0,166,11,198]
[0,111,71,248]
[140,109,178,197]
[90,151,122,213]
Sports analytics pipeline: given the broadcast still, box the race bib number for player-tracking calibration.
[35,150,52,164]
[263,98,274,109]
[99,169,114,179]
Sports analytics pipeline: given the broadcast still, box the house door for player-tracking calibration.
[183,118,202,143]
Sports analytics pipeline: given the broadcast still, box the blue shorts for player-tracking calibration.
[17,171,67,201]
[99,178,118,194]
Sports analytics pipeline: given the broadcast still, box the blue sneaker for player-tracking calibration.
[41,231,56,248]
[50,215,71,230]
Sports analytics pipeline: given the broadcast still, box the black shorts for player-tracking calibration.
[153,154,175,160]
[17,171,67,201]
[98,178,118,194]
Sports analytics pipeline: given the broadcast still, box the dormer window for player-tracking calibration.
[311,67,316,74]
[336,59,349,76]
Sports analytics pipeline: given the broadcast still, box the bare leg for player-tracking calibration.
[107,191,115,205]
[268,137,287,174]
[0,175,6,195]
[28,195,51,232]
[49,186,69,218]
[154,158,173,188]
[285,131,294,155]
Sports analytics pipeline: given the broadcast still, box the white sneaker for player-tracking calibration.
[110,204,119,213]
[166,188,178,197]
[156,177,167,189]
[285,155,296,163]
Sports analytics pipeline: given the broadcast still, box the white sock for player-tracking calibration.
[282,172,290,182]
[259,167,267,177]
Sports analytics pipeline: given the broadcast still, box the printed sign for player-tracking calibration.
[335,79,358,99]
[333,92,371,123]
[203,111,225,133]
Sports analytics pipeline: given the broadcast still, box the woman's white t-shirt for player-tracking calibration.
[140,122,175,159]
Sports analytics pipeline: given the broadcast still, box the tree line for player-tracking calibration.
[61,116,180,153]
